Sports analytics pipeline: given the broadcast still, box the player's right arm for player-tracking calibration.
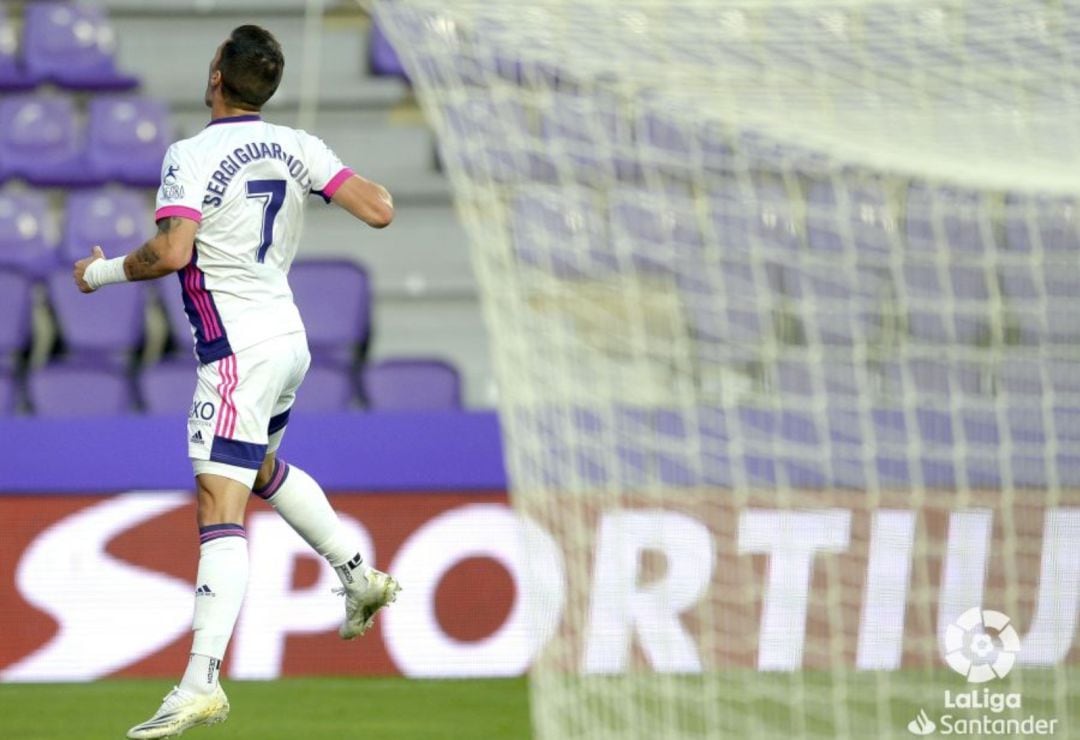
[303,131,394,229]
[330,174,394,229]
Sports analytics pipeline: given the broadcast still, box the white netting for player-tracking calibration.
[376,1,1080,737]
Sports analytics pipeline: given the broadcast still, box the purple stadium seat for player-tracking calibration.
[28,361,134,416]
[289,260,370,365]
[63,189,153,262]
[609,187,703,274]
[679,262,767,349]
[47,270,144,359]
[544,90,630,146]
[139,357,197,414]
[0,11,37,92]
[440,99,554,185]
[773,359,861,399]
[293,363,356,412]
[23,3,137,91]
[542,93,640,183]
[1044,302,1080,345]
[1004,194,1080,253]
[782,262,886,345]
[805,180,897,257]
[441,99,508,140]
[881,358,985,398]
[0,265,32,345]
[998,355,1044,396]
[370,22,407,78]
[1048,358,1080,397]
[638,114,734,176]
[0,269,32,368]
[906,184,992,253]
[0,95,102,188]
[997,262,1080,345]
[904,263,992,344]
[511,189,615,277]
[361,358,462,410]
[86,97,172,187]
[543,92,629,148]
[707,180,801,255]
[157,283,195,355]
[0,372,16,414]
[639,112,692,158]
[0,191,56,276]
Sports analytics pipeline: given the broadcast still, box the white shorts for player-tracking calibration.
[187,331,310,487]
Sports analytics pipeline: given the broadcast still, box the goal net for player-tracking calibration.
[374,1,1080,737]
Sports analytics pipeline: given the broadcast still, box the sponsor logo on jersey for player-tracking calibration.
[190,401,215,421]
[162,163,185,201]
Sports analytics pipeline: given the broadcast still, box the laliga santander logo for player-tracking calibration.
[906,607,1060,737]
[944,607,1021,683]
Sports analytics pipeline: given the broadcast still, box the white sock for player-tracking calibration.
[184,524,248,689]
[180,653,222,696]
[253,459,364,587]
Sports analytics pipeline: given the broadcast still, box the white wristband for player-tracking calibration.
[84,256,128,290]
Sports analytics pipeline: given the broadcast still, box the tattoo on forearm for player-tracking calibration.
[136,244,161,267]
[124,242,162,280]
[123,218,182,280]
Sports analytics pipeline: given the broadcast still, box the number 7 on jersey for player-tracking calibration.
[246,179,286,263]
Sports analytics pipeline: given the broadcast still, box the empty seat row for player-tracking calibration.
[1,188,153,276]
[767,356,1080,401]
[512,400,1080,490]
[158,259,374,368]
[507,182,1080,349]
[0,2,137,92]
[0,95,170,189]
[4,177,1072,282]
[0,260,374,366]
[511,181,1079,263]
[0,357,462,416]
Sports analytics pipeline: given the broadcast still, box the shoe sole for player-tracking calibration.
[340,573,401,640]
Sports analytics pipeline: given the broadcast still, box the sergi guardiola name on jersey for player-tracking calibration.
[202,142,311,207]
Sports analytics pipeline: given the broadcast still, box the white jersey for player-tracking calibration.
[155,114,353,364]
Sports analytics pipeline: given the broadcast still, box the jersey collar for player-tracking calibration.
[206,114,262,127]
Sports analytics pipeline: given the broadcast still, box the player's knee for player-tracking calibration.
[196,475,250,526]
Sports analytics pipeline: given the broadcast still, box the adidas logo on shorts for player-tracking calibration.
[195,584,215,598]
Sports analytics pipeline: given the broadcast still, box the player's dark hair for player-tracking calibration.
[218,25,284,110]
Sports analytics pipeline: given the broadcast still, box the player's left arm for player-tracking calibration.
[74,216,197,293]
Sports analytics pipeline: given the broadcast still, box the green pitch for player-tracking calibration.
[2,670,1077,739]
[550,668,1078,738]
[0,677,531,740]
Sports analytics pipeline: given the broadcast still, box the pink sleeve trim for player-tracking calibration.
[155,205,202,223]
[322,168,355,200]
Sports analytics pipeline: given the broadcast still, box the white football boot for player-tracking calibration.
[336,567,401,639]
[126,685,229,739]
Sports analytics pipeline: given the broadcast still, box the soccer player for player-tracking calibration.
[73,25,400,740]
